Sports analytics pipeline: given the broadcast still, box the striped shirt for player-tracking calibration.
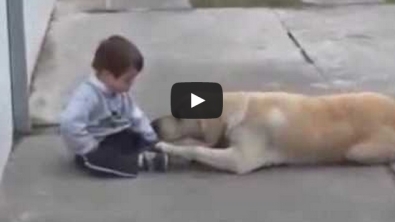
[59,74,158,155]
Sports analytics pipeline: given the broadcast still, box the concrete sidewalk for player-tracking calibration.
[3,2,395,222]
[277,6,395,93]
[2,132,395,222]
[29,7,325,124]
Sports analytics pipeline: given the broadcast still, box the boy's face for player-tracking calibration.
[100,66,139,93]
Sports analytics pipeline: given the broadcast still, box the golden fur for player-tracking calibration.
[153,92,395,174]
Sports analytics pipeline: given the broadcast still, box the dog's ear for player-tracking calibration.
[172,94,189,118]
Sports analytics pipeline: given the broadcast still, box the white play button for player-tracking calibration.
[191,93,205,108]
[171,82,223,118]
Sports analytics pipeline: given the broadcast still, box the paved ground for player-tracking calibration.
[3,1,395,221]
[277,6,395,92]
[2,132,395,222]
[30,7,326,124]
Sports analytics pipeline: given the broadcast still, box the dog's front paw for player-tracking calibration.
[155,141,173,153]
[154,141,195,160]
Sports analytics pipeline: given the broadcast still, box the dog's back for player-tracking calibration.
[227,91,395,163]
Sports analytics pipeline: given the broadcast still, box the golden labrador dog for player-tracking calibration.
[152,92,395,174]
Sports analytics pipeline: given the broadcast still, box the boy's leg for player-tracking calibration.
[77,129,168,177]
[82,143,140,177]
[77,130,140,177]
[135,141,170,172]
[74,155,86,170]
[121,130,169,172]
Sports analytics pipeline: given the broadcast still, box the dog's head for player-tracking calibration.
[151,115,226,147]
[151,116,201,141]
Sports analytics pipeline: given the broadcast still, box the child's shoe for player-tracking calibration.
[139,151,169,172]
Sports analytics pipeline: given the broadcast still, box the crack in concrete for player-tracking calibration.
[286,31,314,64]
[274,10,329,83]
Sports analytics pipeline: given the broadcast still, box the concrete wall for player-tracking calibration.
[0,0,14,181]
[0,0,55,180]
[23,0,56,86]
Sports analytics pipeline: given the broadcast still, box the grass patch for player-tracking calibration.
[387,0,395,4]
[190,0,303,8]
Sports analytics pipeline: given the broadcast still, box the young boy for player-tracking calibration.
[60,35,168,177]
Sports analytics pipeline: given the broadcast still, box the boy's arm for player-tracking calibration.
[128,98,159,146]
[59,86,98,155]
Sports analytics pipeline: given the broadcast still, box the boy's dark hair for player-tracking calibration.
[92,35,144,78]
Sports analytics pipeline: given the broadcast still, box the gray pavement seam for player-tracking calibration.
[273,10,330,84]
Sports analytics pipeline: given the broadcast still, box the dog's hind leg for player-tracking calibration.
[345,142,395,164]
[345,128,395,164]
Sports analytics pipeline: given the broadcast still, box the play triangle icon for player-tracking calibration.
[191,93,205,108]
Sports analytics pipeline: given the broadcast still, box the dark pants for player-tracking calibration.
[75,129,152,178]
